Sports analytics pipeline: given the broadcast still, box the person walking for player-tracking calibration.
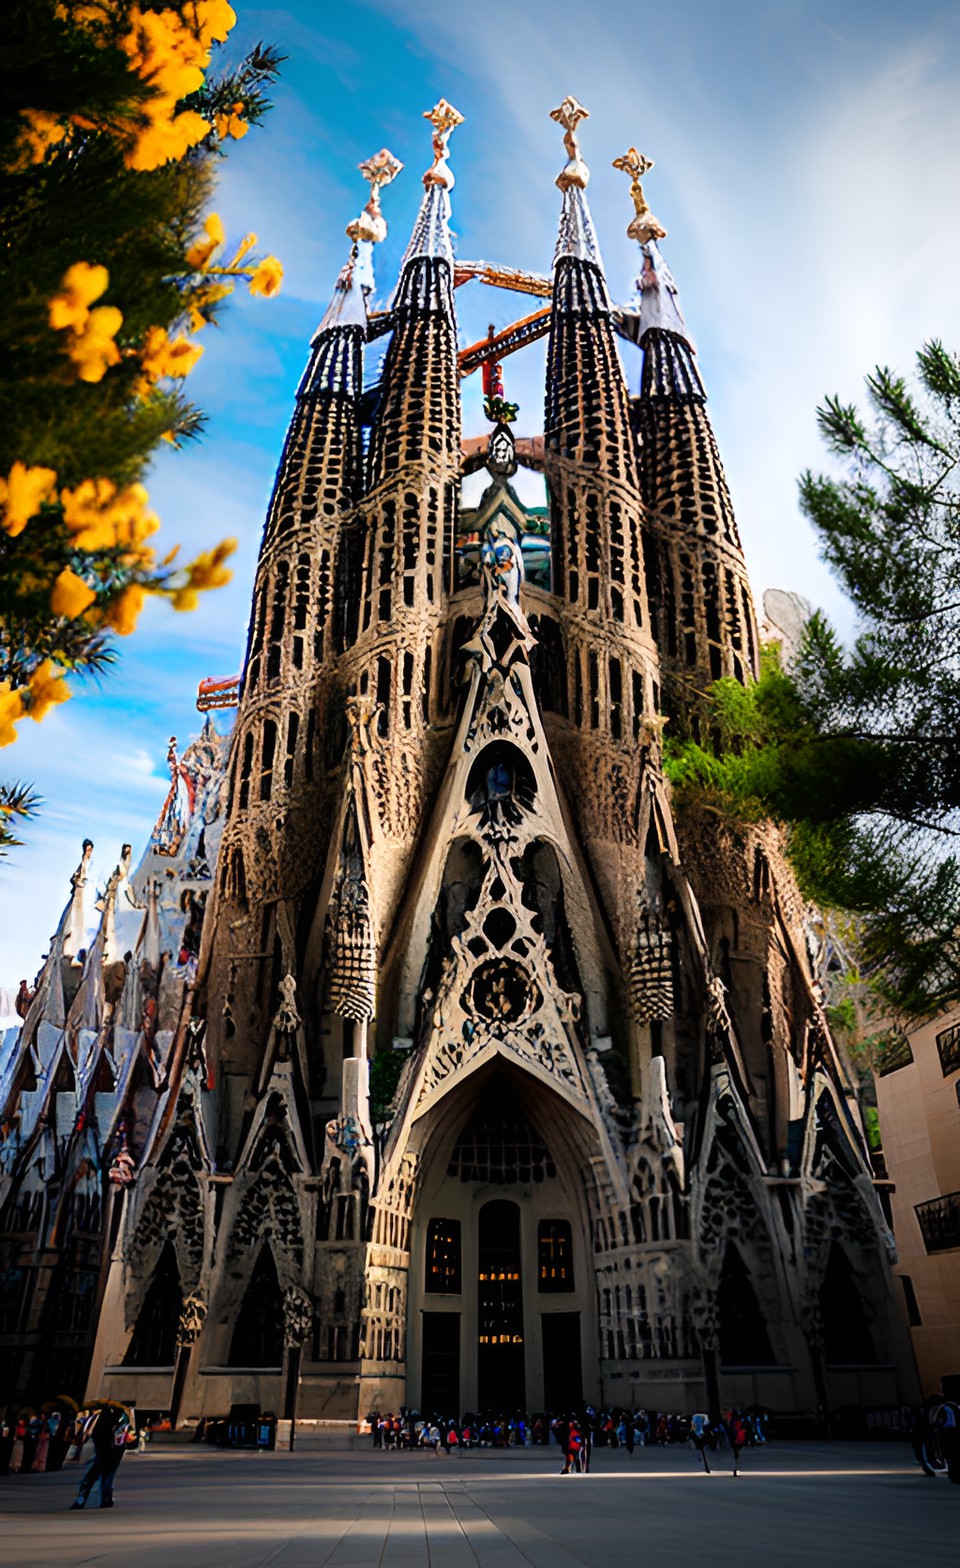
[562,1420,583,1475]
[728,1411,748,1478]
[690,1412,712,1474]
[70,1406,129,1509]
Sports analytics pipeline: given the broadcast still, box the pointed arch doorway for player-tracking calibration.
[408,1069,597,1416]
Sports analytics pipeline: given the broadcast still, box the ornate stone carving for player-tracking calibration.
[422,99,464,189]
[346,148,403,245]
[550,96,590,191]
[272,973,301,1034]
[282,1283,313,1348]
[628,900,674,1022]
[612,146,667,244]
[176,1293,207,1348]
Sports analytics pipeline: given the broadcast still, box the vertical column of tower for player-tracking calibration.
[544,102,661,739]
[615,157,814,1159]
[615,157,759,740]
[199,211,385,1112]
[340,104,464,930]
[541,101,662,941]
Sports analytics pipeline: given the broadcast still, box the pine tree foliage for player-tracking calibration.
[0,781,42,856]
[0,1,283,751]
[665,342,960,1017]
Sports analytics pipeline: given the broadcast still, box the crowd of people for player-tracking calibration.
[367,1406,769,1474]
[1,1404,134,1506]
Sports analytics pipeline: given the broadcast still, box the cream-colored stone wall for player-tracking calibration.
[876,1007,960,1396]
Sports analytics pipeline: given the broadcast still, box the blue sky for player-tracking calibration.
[2,0,959,993]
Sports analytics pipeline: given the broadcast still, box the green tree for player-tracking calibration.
[0,0,283,849]
[665,341,960,1017]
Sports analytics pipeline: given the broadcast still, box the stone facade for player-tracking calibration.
[0,108,918,1425]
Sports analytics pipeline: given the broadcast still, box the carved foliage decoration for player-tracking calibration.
[282,1282,313,1347]
[628,904,674,1022]
[176,1292,207,1348]
[125,1123,205,1326]
[228,1111,304,1272]
[327,799,376,1023]
[688,1134,782,1355]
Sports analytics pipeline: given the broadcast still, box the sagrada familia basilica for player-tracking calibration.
[0,101,918,1426]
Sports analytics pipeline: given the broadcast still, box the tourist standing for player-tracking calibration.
[9,1416,26,1474]
[70,1406,129,1509]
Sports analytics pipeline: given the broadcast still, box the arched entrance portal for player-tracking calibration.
[408,1071,597,1417]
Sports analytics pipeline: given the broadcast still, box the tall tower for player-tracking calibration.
[615,150,759,740]
[541,100,664,966]
[341,102,464,929]
[200,154,401,1133]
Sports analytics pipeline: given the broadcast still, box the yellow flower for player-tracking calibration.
[27,660,71,722]
[185,212,225,270]
[104,584,147,636]
[249,257,284,298]
[50,269,122,380]
[10,110,66,170]
[62,477,120,550]
[140,325,203,382]
[172,537,236,610]
[61,478,159,556]
[215,101,248,140]
[0,462,58,538]
[193,0,237,46]
[119,6,228,169]
[123,8,208,95]
[67,304,123,382]
[0,684,27,748]
[125,107,210,171]
[49,262,109,332]
[51,568,97,619]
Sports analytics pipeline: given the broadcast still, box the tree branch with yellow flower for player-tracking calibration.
[0,0,284,852]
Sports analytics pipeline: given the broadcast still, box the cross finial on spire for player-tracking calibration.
[551,96,590,191]
[613,147,667,243]
[346,148,403,245]
[422,99,464,189]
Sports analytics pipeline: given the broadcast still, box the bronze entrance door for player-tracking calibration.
[421,1312,460,1416]
[541,1311,582,1412]
[477,1199,525,1413]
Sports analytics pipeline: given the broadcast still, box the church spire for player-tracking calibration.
[363,97,463,541]
[550,96,606,277]
[543,98,657,692]
[614,150,759,732]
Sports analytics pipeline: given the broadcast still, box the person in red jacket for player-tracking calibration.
[728,1412,748,1477]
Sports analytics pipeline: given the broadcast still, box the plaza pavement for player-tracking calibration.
[0,1440,954,1568]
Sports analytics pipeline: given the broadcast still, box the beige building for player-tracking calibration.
[876,1009,960,1397]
